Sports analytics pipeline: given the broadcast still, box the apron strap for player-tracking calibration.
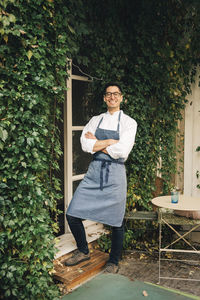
[97,116,104,129]
[117,111,121,133]
[100,161,111,191]
[93,157,124,190]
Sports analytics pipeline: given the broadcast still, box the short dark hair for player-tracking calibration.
[103,82,123,95]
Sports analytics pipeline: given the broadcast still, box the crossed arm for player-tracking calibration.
[85,131,118,154]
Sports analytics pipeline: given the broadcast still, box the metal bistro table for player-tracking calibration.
[151,195,200,283]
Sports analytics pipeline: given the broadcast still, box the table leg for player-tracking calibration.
[158,215,162,284]
[162,218,200,251]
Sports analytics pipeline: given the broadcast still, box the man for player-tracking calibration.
[65,83,137,273]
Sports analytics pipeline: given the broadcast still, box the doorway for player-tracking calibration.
[55,62,105,257]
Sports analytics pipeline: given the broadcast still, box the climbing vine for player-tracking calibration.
[80,0,200,252]
[0,0,88,299]
[80,0,200,210]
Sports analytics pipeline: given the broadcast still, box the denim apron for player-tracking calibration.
[67,111,127,227]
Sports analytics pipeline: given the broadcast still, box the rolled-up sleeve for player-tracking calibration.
[106,118,137,160]
[80,117,98,154]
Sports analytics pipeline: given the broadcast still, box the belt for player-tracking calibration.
[93,158,124,191]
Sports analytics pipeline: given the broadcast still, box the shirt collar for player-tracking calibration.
[106,110,122,117]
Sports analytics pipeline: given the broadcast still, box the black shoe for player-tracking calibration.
[104,262,119,273]
[64,249,90,266]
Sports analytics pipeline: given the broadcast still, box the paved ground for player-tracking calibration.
[118,251,200,298]
[62,273,198,300]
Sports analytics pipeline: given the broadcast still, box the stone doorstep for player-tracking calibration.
[53,246,109,294]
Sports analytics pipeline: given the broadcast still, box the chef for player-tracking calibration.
[65,83,137,273]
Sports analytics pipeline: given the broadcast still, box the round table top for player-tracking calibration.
[151,195,200,211]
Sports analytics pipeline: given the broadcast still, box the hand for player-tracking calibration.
[85,131,96,139]
[102,149,108,154]
[108,139,118,146]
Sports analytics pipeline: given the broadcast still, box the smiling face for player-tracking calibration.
[103,85,123,113]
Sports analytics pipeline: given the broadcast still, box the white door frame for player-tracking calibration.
[64,65,90,233]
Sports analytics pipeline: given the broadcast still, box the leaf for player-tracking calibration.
[27,50,33,61]
[8,14,16,23]
[19,29,26,35]
[21,162,27,168]
[196,146,200,152]
[139,253,147,260]
[0,128,3,140]
[36,187,42,196]
[68,25,75,34]
[78,268,83,273]
[185,44,190,49]
[189,270,194,275]
[0,128,8,142]
[3,35,8,43]
[165,253,173,259]
[143,290,148,297]
[27,137,34,145]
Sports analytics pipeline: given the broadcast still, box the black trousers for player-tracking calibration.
[66,214,124,265]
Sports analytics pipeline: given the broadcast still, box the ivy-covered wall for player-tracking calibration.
[0,0,88,299]
[80,0,200,209]
[0,0,200,299]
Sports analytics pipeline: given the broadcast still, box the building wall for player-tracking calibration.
[184,68,200,197]
[183,67,200,242]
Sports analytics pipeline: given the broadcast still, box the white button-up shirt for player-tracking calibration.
[80,110,137,161]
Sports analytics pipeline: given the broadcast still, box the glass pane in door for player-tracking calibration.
[72,131,92,175]
[72,80,98,126]
[73,180,81,194]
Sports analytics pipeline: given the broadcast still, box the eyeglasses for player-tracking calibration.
[105,92,122,98]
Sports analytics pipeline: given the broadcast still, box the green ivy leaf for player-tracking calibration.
[8,14,16,23]
[0,128,8,142]
[21,162,27,168]
[196,146,200,152]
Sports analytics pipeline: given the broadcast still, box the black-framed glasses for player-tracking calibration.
[105,92,122,98]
